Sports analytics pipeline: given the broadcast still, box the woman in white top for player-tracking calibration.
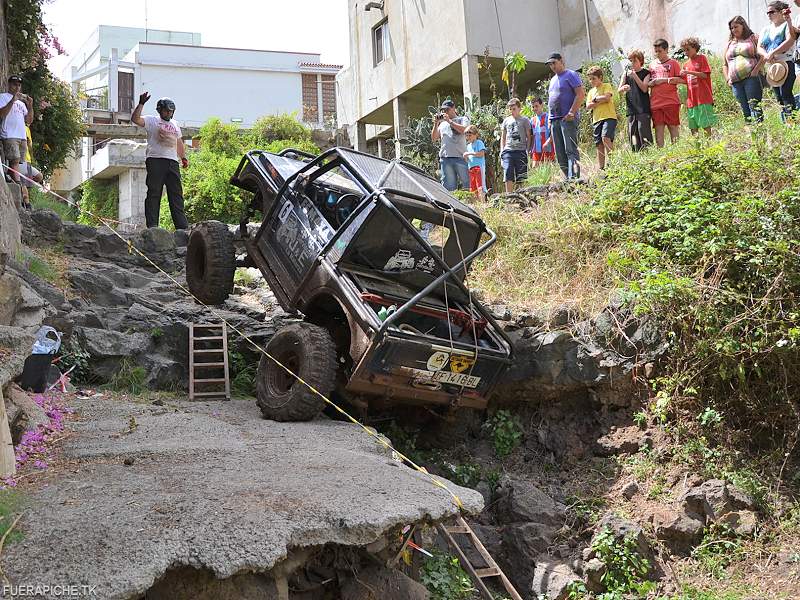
[758,1,797,119]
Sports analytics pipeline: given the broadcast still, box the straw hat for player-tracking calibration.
[766,61,789,88]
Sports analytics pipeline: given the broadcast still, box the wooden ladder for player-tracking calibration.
[188,322,231,400]
[437,516,523,600]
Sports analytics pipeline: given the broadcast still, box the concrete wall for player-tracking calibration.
[558,0,770,68]
[131,43,322,127]
[463,0,560,62]
[340,0,469,125]
[65,25,201,80]
[117,168,147,227]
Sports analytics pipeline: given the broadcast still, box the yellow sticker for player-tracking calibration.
[450,355,475,373]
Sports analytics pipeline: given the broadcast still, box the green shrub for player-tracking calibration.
[420,551,474,600]
[487,410,523,458]
[158,195,176,231]
[183,150,248,224]
[249,113,312,147]
[184,115,319,224]
[590,117,800,447]
[199,117,247,157]
[77,179,118,226]
[586,527,656,598]
[59,338,92,383]
[22,62,85,178]
[441,462,482,488]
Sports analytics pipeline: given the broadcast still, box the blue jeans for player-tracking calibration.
[771,65,797,122]
[551,118,580,179]
[440,157,469,191]
[731,76,763,123]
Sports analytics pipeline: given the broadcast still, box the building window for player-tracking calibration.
[373,20,389,66]
[301,73,319,123]
[322,75,336,125]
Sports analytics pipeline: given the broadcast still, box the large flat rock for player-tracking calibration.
[5,397,481,599]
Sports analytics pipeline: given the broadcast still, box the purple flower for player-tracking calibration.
[33,460,47,469]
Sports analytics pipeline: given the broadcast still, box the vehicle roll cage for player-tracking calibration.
[232,147,511,347]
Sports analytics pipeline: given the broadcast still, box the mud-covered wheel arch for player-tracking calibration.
[256,322,338,421]
[185,220,236,305]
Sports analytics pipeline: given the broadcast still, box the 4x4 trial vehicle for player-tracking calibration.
[185,147,512,421]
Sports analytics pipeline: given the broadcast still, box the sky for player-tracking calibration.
[43,0,350,78]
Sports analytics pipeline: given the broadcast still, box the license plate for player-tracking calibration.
[431,371,481,388]
[400,367,482,389]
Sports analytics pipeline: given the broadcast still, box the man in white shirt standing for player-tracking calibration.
[131,91,189,230]
[0,75,34,191]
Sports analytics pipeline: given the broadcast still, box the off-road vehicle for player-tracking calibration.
[185,147,513,421]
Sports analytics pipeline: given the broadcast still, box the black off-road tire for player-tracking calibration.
[256,323,338,422]
[186,220,235,305]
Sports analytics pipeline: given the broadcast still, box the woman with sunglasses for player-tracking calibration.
[758,1,797,120]
[723,16,765,123]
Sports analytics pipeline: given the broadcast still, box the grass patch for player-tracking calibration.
[103,358,148,394]
[229,352,256,397]
[525,162,559,186]
[0,490,26,545]
[16,247,70,290]
[470,193,614,313]
[29,187,77,221]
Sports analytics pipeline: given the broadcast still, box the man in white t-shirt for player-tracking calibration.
[131,91,189,229]
[0,75,34,188]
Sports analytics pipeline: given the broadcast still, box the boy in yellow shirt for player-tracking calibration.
[586,66,618,171]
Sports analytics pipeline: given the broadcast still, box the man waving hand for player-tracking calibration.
[131,92,189,230]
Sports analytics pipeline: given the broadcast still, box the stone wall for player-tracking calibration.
[0,0,7,86]
[0,180,21,270]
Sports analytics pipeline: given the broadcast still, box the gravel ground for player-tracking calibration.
[3,396,481,599]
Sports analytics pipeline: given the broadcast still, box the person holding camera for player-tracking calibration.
[0,75,34,192]
[131,91,189,230]
[430,100,470,191]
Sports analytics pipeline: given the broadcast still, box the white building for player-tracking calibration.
[52,25,341,222]
[337,0,770,155]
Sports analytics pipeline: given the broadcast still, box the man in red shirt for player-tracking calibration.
[648,39,685,147]
[680,37,718,136]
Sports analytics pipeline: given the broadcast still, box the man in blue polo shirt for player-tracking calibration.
[546,53,585,180]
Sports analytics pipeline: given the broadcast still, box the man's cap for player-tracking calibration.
[440,100,455,109]
[8,75,22,83]
[546,52,563,64]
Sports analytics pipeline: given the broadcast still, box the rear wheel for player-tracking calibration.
[256,323,338,421]
[186,220,235,305]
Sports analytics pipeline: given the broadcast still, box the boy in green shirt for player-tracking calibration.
[585,66,618,171]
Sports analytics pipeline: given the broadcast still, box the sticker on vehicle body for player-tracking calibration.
[416,256,436,274]
[277,200,293,223]
[426,351,450,372]
[384,249,415,271]
[449,355,474,373]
